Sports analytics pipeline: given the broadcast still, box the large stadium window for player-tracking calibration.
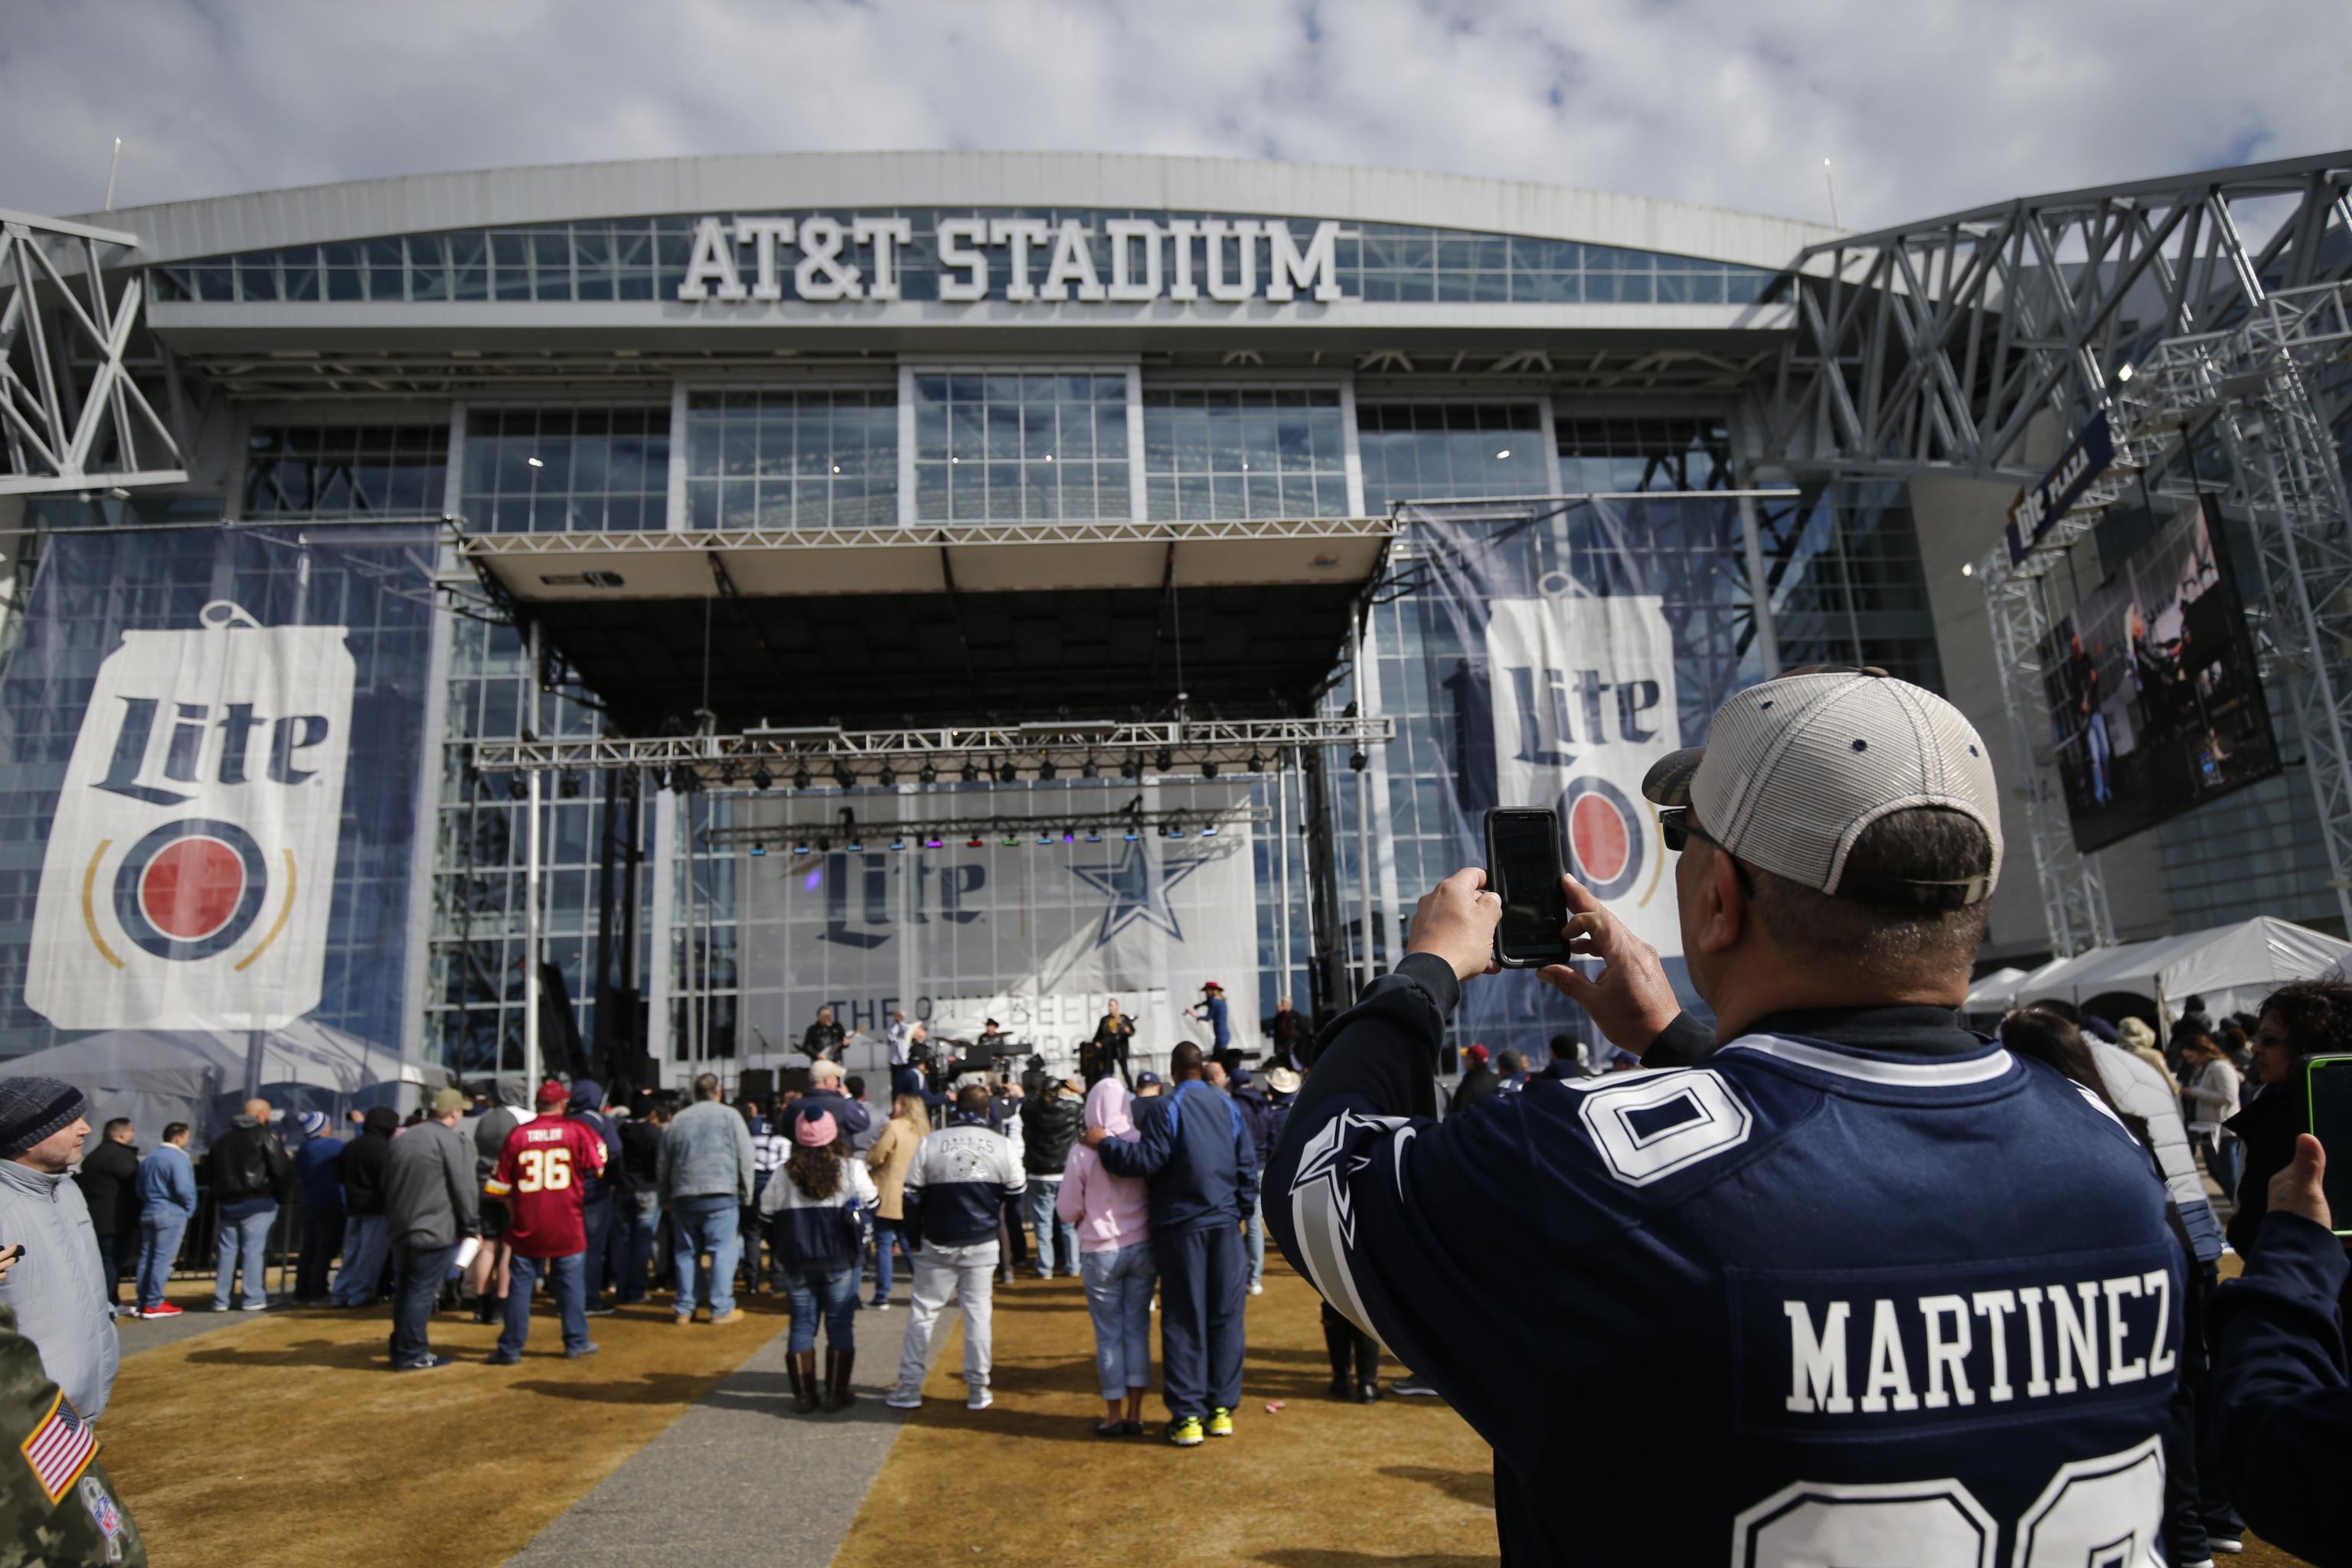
[909,371,1128,523]
[462,407,670,533]
[1555,415,1733,494]
[243,424,449,518]
[1139,387,1349,520]
[684,389,898,530]
[1354,402,1547,508]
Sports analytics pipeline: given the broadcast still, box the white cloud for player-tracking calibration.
[2,0,2343,231]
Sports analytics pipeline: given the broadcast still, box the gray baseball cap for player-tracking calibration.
[1641,666,2002,908]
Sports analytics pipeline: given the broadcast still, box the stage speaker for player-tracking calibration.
[737,1068,776,1104]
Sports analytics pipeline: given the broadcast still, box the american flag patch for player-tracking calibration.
[20,1392,96,1503]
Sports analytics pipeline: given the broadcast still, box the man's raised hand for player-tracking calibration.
[1405,866,1504,984]
[1538,876,1682,1054]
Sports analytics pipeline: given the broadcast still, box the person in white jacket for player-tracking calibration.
[2180,1035,2243,1203]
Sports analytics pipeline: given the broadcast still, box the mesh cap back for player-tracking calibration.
[1641,668,2002,905]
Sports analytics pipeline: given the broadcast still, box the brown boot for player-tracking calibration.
[792,1350,820,1413]
[825,1347,858,1412]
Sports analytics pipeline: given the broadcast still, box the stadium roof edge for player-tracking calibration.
[67,149,1841,273]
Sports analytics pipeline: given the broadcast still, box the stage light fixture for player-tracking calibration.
[1121,756,1142,779]
[1123,828,1140,841]
[919,763,937,785]
[505,775,528,801]
[962,763,982,784]
[1081,758,1099,779]
[1037,834,1054,845]
[1201,760,1219,779]
[1155,746,1173,772]
[924,837,944,848]
[1247,752,1264,773]
[749,843,766,857]
[967,836,985,848]
[1350,750,1368,772]
[792,842,812,855]
[1038,760,1057,780]
[792,766,812,791]
[1084,831,1102,843]
[557,775,581,799]
[998,762,1019,783]
[890,838,907,851]
[1001,834,1021,847]
[1168,825,1187,838]
[835,766,856,789]
[1201,823,1219,836]
[877,765,897,787]
[750,766,773,791]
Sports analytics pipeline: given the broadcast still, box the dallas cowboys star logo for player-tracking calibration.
[1288,1108,1407,1248]
[1067,838,1213,946]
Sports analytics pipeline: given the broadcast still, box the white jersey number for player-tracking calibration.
[1732,1437,2163,1567]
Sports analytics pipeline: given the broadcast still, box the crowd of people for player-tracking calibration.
[4,667,2352,1565]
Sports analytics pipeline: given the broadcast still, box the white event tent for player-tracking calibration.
[1965,916,2352,1025]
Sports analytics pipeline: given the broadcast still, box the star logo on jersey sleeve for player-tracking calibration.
[1288,1107,1404,1248]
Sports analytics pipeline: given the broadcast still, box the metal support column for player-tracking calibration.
[522,623,544,1092]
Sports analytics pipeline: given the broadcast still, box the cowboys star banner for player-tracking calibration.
[733,781,1257,1067]
[1401,496,1760,1057]
[0,525,439,1048]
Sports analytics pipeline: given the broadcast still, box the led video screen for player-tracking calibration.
[2039,495,2279,853]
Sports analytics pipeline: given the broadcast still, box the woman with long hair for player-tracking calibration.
[1057,1076,1154,1436]
[759,1103,877,1413]
[863,1093,927,1309]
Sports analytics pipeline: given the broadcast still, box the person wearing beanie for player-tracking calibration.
[291,1110,346,1305]
[482,1081,609,1366]
[564,1080,625,1312]
[208,1097,293,1312]
[329,1106,402,1308]
[761,1102,878,1412]
[0,1077,117,1419]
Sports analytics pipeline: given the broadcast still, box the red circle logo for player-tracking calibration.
[1570,792,1631,884]
[139,837,249,942]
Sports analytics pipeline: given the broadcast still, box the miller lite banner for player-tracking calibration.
[0,525,439,1057]
[28,603,354,1030]
[1405,495,1756,1056]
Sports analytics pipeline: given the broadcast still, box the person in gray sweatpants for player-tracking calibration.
[887,1086,1024,1412]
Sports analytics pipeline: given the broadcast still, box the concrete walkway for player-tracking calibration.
[501,1307,923,1568]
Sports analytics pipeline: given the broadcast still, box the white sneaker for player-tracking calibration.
[966,1387,993,1411]
[884,1387,923,1410]
[1248,1282,1264,1296]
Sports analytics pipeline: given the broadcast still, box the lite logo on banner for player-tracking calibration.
[1485,594,1683,956]
[27,602,354,1031]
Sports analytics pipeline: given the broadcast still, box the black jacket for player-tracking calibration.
[211,1118,294,1204]
[1452,1064,1501,1112]
[1021,1093,1083,1176]
[619,1117,664,1186]
[336,1107,400,1216]
[74,1140,142,1238]
[2225,1083,2304,1257]
[1230,1084,1276,1176]
[802,1020,845,1060]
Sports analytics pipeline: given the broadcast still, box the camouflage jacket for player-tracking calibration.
[0,1303,142,1566]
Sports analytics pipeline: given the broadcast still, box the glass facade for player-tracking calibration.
[154,211,1777,309]
[1755,482,1945,691]
[462,407,670,533]
[1139,387,1349,520]
[910,371,1129,522]
[1357,403,1550,507]
[243,424,449,518]
[684,390,897,529]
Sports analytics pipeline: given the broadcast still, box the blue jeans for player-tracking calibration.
[617,1191,658,1304]
[871,1218,912,1303]
[390,1242,459,1369]
[498,1250,590,1358]
[1080,1242,1156,1400]
[580,1197,615,1298]
[136,1213,191,1311]
[669,1194,741,1318]
[331,1214,390,1305]
[1024,1179,1078,1276]
[213,1201,276,1308]
[1245,1191,1266,1288]
[786,1262,859,1353]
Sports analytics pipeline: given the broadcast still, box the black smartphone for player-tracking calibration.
[2305,1054,2352,1236]
[1485,807,1571,969]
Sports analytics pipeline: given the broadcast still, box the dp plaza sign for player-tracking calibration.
[677,214,1347,306]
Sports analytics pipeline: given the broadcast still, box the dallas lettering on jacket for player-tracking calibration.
[903,1119,1024,1247]
[1269,1029,2183,1566]
[28,603,354,1031]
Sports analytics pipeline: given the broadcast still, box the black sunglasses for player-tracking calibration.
[1658,807,1754,893]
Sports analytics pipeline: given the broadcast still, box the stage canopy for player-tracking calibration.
[461,515,1393,733]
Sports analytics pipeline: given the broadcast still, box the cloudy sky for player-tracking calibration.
[3,0,2344,228]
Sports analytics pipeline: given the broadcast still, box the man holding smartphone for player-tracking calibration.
[1267,668,2181,1566]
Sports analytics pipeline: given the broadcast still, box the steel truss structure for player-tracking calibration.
[701,802,1269,852]
[472,715,1394,785]
[0,209,187,497]
[459,513,1393,561]
[1755,150,2352,950]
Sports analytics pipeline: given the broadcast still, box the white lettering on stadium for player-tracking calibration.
[677,216,1345,306]
[1781,1269,2174,1416]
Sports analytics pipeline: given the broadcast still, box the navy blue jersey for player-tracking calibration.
[1268,961,2180,1566]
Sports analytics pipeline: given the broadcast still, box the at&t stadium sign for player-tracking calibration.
[678,216,1346,306]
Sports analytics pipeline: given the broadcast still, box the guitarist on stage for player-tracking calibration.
[1089,998,1136,1089]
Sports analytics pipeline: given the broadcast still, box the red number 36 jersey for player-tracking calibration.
[485,1117,609,1259]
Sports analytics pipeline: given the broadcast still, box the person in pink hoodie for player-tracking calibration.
[1057,1075,1155,1436]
